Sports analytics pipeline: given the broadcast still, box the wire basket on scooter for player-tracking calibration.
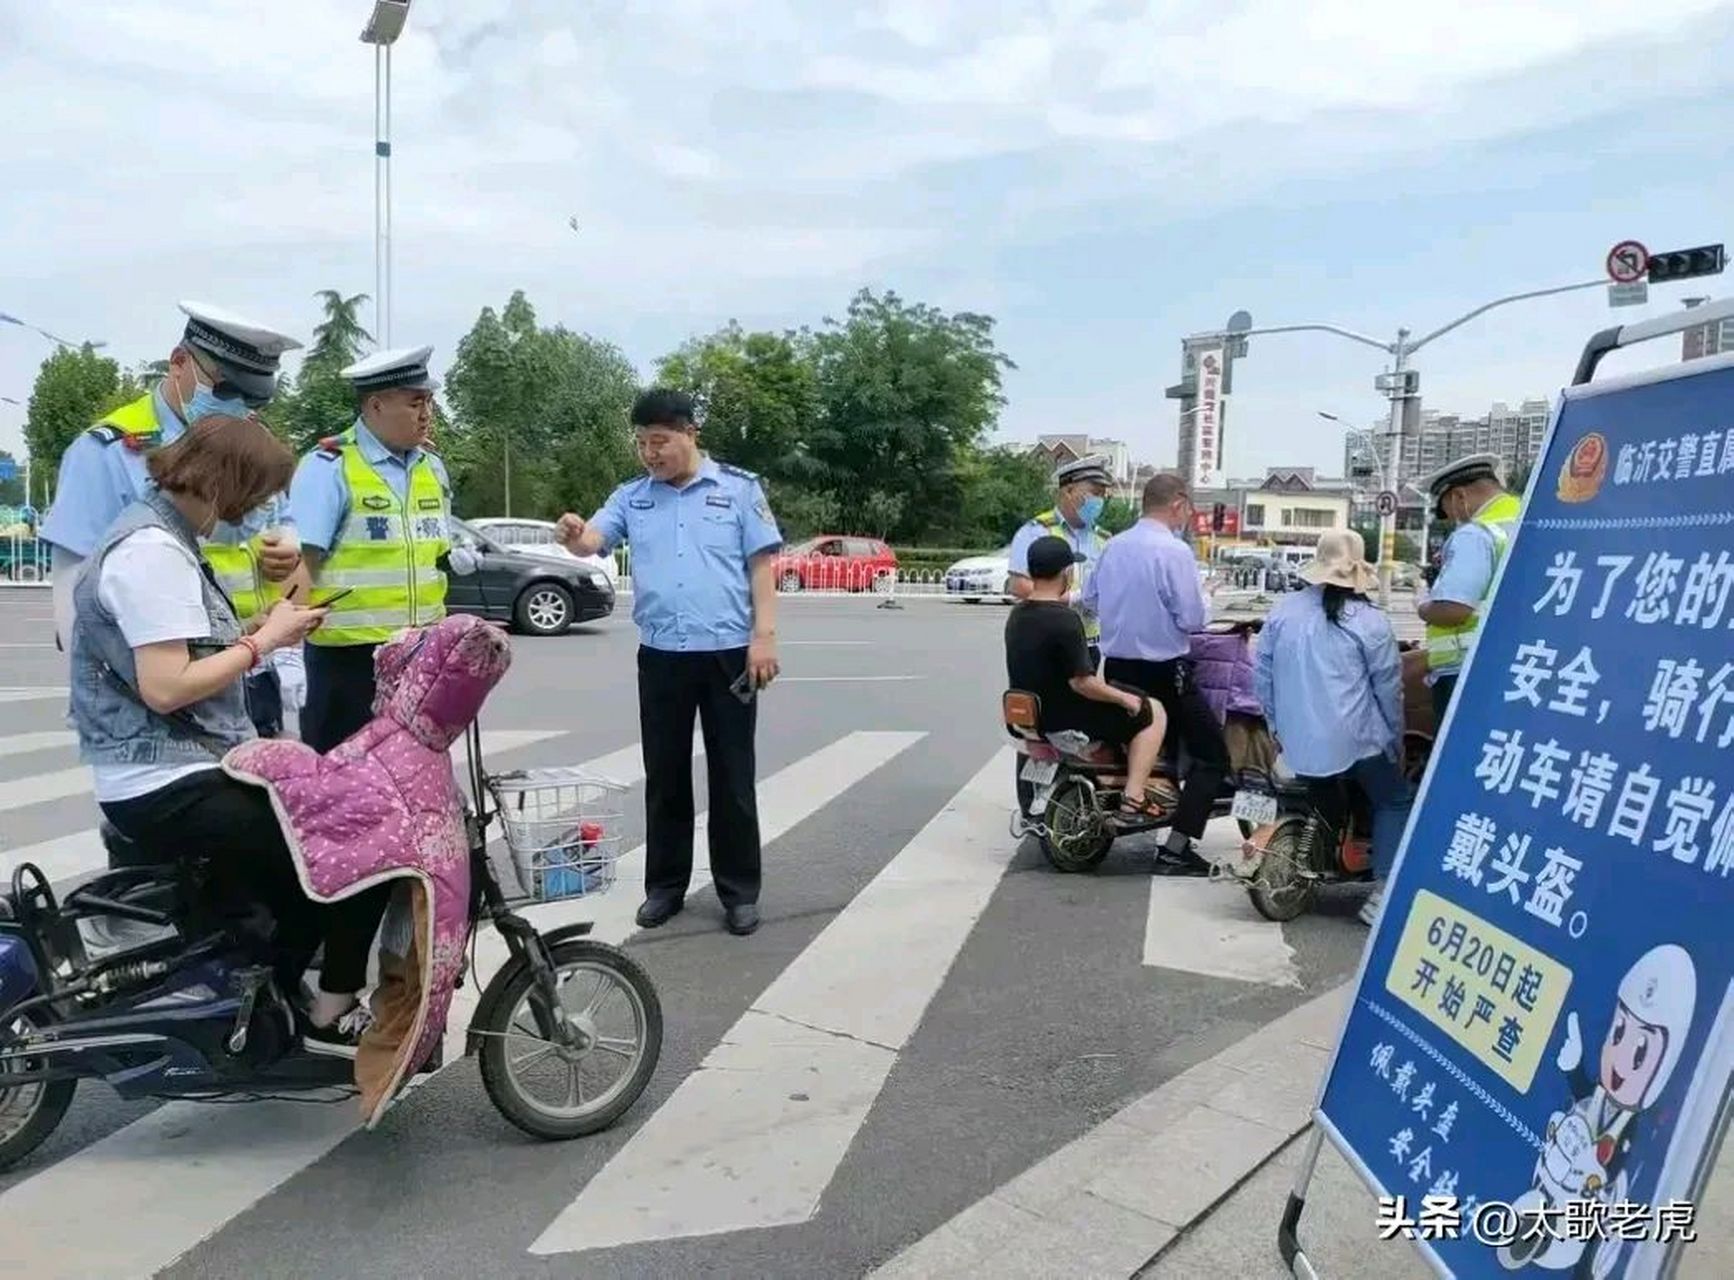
[486,767,629,903]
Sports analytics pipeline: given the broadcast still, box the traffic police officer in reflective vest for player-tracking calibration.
[1416,452,1521,723]
[1008,454,1113,667]
[287,346,458,752]
[555,388,783,938]
[40,301,303,735]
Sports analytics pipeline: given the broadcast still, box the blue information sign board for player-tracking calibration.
[1314,355,1734,1278]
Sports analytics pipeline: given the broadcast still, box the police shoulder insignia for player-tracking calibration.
[718,462,758,481]
[87,425,123,445]
[755,499,773,521]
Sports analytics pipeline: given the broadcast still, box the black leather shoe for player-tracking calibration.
[635,896,684,929]
[724,904,760,936]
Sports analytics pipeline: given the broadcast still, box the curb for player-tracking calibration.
[868,982,1351,1280]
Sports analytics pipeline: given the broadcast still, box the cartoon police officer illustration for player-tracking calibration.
[1498,943,1698,1277]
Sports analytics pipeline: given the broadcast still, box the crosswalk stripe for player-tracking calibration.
[0,731,76,759]
[529,744,1007,1256]
[0,687,67,704]
[0,726,614,1280]
[0,730,571,886]
[1142,862,1302,989]
[441,730,918,1066]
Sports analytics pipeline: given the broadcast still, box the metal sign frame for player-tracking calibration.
[1279,294,1734,1280]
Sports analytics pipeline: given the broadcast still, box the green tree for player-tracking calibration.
[1508,460,1534,497]
[271,290,373,449]
[1098,497,1138,536]
[23,345,141,484]
[802,288,1014,541]
[939,445,1052,547]
[444,291,640,518]
[656,323,818,484]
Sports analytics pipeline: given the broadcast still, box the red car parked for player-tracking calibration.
[773,536,898,593]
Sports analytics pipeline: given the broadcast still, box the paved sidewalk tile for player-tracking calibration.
[869,983,1352,1279]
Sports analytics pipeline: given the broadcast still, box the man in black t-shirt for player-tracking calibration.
[1005,536,1174,819]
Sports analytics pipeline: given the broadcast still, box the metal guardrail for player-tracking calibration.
[1,535,51,584]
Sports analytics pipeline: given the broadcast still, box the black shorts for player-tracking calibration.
[1046,687,1153,747]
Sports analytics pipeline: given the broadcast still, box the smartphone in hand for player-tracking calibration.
[729,668,757,703]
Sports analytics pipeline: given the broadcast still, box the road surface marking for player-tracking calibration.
[0,730,76,759]
[0,687,67,703]
[443,730,921,1063]
[775,675,922,683]
[530,745,1008,1256]
[1142,876,1301,988]
[0,764,92,815]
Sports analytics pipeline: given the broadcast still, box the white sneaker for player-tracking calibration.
[1358,887,1384,927]
[302,1003,373,1059]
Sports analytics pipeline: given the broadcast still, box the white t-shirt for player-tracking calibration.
[90,528,226,803]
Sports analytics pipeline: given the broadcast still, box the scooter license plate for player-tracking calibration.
[1232,789,1279,826]
[1020,757,1060,786]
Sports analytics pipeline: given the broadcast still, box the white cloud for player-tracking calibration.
[3,0,1732,471]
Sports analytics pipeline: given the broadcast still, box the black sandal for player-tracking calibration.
[1118,786,1177,822]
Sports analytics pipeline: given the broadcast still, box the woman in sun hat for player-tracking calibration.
[1252,529,1414,926]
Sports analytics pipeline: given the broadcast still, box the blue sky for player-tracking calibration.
[3,0,1733,492]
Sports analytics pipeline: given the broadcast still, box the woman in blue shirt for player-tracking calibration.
[1253,530,1414,926]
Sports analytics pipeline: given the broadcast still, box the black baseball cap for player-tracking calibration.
[1027,535,1086,580]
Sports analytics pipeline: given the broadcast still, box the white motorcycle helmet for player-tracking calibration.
[1615,943,1697,1110]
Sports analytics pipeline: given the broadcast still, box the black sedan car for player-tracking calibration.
[443,519,614,635]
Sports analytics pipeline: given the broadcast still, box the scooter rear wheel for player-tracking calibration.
[0,1017,77,1173]
[478,938,663,1140]
[1039,779,1114,873]
[1247,821,1317,922]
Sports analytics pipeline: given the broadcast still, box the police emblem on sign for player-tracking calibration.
[1557,432,1608,504]
[365,516,391,541]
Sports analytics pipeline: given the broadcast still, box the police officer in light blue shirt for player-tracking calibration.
[556,388,782,937]
[40,300,303,735]
[286,345,457,753]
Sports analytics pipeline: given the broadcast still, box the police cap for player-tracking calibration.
[1055,453,1112,488]
[1421,452,1503,519]
[341,345,440,395]
[177,300,302,404]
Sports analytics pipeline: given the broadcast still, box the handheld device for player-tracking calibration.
[309,587,354,609]
[728,668,758,703]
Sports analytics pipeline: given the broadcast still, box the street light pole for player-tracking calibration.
[361,2,413,348]
[1188,276,1606,607]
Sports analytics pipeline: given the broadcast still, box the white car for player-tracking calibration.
[468,517,618,587]
[944,547,1014,603]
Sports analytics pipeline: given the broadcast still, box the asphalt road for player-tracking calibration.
[0,585,1377,1279]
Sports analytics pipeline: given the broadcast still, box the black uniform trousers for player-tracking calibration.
[297,639,392,965]
[1101,655,1231,841]
[301,642,382,752]
[637,646,761,909]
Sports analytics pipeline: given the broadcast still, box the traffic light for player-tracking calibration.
[1646,244,1726,284]
[1211,502,1225,533]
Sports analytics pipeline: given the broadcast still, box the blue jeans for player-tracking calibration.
[1299,752,1414,882]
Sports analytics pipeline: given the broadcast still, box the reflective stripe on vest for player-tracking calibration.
[1033,508,1102,642]
[94,395,269,621]
[309,438,449,647]
[1424,492,1523,672]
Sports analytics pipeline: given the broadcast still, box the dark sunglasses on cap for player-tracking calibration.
[190,353,272,410]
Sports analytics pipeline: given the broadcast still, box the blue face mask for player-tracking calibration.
[1078,495,1106,527]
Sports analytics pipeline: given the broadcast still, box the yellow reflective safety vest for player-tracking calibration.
[1424,491,1522,673]
[307,432,450,647]
[1031,507,1105,643]
[91,395,273,621]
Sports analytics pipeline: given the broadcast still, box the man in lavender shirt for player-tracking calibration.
[1084,473,1230,874]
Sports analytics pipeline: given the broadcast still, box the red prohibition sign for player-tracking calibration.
[1606,240,1649,283]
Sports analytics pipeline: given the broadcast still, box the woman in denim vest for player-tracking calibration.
[69,417,377,1057]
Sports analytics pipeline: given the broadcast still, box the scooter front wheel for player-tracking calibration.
[0,1017,77,1173]
[478,938,663,1140]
